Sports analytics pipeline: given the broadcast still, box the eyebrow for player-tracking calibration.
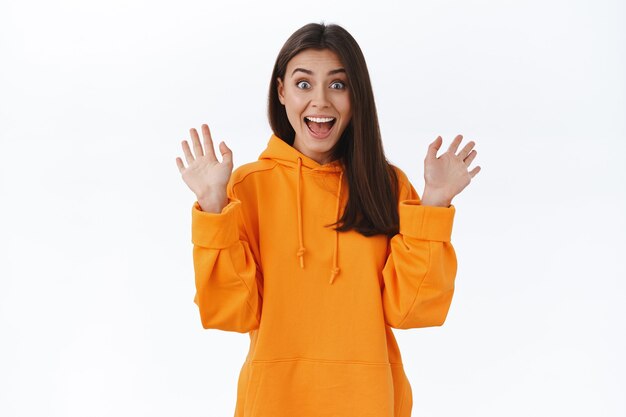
[291,68,346,77]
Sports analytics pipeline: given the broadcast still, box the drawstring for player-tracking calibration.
[295,156,343,285]
[296,157,306,268]
[329,170,343,285]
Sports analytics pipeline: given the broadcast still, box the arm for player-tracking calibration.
[381,177,457,329]
[381,134,479,328]
[176,123,262,333]
[191,189,263,333]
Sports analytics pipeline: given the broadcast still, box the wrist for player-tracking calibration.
[197,193,228,213]
[421,188,452,207]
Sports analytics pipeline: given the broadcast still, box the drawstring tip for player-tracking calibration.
[297,247,306,269]
[329,268,340,284]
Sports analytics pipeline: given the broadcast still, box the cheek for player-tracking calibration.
[340,97,352,119]
[284,91,306,113]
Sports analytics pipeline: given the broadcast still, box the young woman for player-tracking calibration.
[176,22,479,417]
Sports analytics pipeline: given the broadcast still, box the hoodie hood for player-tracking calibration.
[259,134,344,284]
[258,134,344,173]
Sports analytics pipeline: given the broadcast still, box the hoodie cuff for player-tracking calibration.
[191,200,241,248]
[399,200,455,242]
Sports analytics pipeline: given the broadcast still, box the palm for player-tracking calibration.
[423,135,480,201]
[176,124,233,202]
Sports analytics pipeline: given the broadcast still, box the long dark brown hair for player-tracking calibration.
[268,22,399,237]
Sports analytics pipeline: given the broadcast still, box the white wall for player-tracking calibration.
[1,0,624,416]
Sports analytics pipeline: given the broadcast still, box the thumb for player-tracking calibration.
[219,141,233,165]
[426,136,442,160]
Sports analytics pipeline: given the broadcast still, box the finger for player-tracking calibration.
[189,127,202,157]
[426,136,443,160]
[175,157,185,174]
[201,124,218,162]
[219,141,233,166]
[181,140,195,165]
[457,140,475,160]
[447,134,463,154]
[191,127,204,159]
[469,165,481,178]
[464,149,477,166]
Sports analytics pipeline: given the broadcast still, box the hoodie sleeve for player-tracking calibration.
[381,169,458,329]
[191,183,262,333]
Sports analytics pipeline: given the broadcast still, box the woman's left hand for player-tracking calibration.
[421,134,481,207]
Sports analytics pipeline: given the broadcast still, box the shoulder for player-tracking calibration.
[231,160,277,184]
[388,163,419,201]
[388,164,411,190]
[228,160,278,194]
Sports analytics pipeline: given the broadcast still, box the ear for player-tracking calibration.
[277,77,285,105]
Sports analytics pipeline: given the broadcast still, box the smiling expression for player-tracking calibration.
[277,48,352,165]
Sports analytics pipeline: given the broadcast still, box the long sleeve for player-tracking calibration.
[381,176,458,329]
[191,194,263,333]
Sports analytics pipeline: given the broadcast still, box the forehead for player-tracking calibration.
[286,49,345,75]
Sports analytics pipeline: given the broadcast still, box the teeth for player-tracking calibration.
[305,116,335,123]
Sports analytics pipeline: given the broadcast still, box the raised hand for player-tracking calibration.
[175,124,233,213]
[421,135,480,207]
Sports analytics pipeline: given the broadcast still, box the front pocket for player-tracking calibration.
[246,359,396,416]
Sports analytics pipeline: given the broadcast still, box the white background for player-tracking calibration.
[1,0,625,416]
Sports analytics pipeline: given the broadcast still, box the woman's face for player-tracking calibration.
[277,48,352,165]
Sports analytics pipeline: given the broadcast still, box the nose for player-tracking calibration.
[311,86,330,109]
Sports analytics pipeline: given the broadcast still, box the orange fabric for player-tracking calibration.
[191,134,457,417]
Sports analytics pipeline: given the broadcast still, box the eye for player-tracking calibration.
[296,80,311,89]
[330,81,346,90]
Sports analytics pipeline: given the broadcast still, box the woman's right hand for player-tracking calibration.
[176,124,233,213]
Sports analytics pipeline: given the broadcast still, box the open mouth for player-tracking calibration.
[304,116,336,138]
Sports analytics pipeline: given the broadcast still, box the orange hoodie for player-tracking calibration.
[191,134,457,417]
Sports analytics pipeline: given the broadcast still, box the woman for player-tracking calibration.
[176,22,479,417]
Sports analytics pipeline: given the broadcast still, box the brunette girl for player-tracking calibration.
[176,22,479,417]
